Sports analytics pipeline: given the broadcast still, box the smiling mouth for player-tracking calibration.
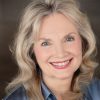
[49,58,73,69]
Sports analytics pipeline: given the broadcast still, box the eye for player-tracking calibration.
[65,35,75,42]
[41,41,51,46]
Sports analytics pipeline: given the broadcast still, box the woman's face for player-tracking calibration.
[33,13,82,80]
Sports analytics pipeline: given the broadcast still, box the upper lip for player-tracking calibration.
[49,58,73,63]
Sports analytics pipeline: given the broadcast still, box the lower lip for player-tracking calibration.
[50,59,72,70]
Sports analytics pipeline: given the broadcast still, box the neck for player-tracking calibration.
[43,76,73,96]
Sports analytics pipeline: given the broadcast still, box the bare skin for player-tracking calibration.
[34,13,82,100]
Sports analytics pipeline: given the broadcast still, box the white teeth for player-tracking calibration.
[51,61,69,67]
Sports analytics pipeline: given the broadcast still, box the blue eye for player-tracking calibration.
[41,41,50,46]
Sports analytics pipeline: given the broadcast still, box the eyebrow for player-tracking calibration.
[63,32,76,38]
[39,37,52,41]
[39,32,77,41]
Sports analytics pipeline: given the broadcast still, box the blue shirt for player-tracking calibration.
[41,81,57,100]
[3,78,100,100]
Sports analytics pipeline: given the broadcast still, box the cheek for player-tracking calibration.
[34,48,44,61]
[74,42,82,54]
[71,41,82,69]
[77,40,82,55]
[74,37,82,54]
[74,40,83,66]
[69,38,82,58]
[33,46,51,62]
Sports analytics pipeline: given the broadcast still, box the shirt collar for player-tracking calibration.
[41,81,56,100]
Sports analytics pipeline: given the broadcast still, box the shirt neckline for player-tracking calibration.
[41,81,56,100]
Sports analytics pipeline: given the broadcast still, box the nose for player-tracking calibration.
[54,44,66,58]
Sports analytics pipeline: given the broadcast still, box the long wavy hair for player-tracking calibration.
[6,0,98,100]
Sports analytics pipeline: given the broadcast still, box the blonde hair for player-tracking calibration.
[7,0,98,99]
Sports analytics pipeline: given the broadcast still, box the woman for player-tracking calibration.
[3,0,99,100]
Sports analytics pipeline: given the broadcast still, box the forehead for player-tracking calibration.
[38,13,78,38]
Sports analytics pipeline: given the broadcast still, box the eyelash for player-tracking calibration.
[41,41,51,46]
[41,36,75,46]
[65,36,75,42]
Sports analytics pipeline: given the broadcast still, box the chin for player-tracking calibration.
[54,73,73,80]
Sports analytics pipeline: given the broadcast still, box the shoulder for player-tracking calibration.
[87,78,100,93]
[3,85,28,100]
[85,78,100,100]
